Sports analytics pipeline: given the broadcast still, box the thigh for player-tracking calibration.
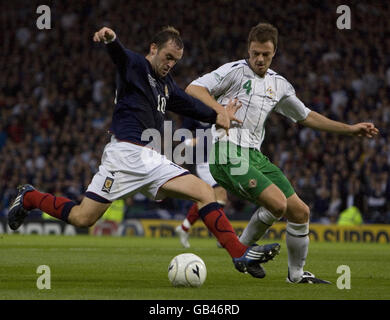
[254,155,295,199]
[157,174,215,206]
[257,183,287,211]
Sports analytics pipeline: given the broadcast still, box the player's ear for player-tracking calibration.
[272,44,277,57]
[150,43,158,56]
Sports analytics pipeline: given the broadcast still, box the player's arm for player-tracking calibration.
[275,82,379,139]
[186,85,226,115]
[168,87,217,123]
[93,27,127,69]
[186,85,241,133]
[299,111,379,138]
[168,87,241,127]
[186,77,242,132]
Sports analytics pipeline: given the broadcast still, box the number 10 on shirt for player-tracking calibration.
[157,95,167,114]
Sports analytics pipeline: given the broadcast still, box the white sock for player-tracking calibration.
[181,218,191,231]
[286,221,309,282]
[239,207,279,245]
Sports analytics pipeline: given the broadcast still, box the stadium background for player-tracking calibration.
[1,0,389,233]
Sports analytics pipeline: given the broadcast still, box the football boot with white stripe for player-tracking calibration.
[286,270,331,284]
[233,243,281,278]
[8,184,35,231]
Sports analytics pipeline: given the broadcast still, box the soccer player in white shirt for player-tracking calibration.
[186,22,379,283]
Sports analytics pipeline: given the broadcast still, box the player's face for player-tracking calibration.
[150,40,183,77]
[248,40,276,77]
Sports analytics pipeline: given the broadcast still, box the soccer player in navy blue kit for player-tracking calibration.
[8,26,280,278]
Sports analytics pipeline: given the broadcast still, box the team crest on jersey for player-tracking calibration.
[148,74,157,87]
[102,177,114,193]
[248,179,257,188]
[164,84,169,98]
[266,87,275,99]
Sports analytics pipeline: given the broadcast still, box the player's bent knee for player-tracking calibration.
[273,200,288,218]
[261,198,287,218]
[301,203,310,222]
[261,196,287,218]
[286,201,310,224]
[257,184,287,218]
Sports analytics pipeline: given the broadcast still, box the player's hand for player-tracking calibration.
[350,122,379,138]
[215,98,242,136]
[93,27,116,43]
[225,98,243,125]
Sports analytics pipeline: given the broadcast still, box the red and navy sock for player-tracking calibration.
[23,190,76,223]
[198,202,247,258]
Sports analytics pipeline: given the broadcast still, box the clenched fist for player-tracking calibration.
[93,27,116,43]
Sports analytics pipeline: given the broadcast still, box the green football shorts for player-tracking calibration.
[209,141,295,203]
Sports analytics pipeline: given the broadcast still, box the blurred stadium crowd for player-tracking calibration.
[1,0,389,223]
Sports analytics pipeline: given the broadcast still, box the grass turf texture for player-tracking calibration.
[0,234,389,300]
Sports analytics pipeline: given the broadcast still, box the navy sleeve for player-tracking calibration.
[105,38,129,70]
[182,117,200,131]
[167,86,217,124]
[105,38,144,82]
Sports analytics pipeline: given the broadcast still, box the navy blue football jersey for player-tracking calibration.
[105,38,217,145]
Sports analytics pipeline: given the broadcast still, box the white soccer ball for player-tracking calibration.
[168,253,207,287]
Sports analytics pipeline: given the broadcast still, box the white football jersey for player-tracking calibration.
[191,59,311,151]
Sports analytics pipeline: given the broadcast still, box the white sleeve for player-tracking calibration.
[274,95,311,122]
[190,63,237,98]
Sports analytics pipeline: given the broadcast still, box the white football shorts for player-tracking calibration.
[86,136,189,202]
[196,163,218,188]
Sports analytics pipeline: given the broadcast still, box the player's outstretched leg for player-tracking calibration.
[8,184,79,230]
[8,184,110,230]
[8,184,36,230]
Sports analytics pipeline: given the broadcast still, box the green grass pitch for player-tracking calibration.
[0,234,389,300]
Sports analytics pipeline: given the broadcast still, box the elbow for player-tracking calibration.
[298,111,314,127]
[185,85,194,95]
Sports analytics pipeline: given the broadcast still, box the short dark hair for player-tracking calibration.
[151,26,184,50]
[248,23,278,51]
